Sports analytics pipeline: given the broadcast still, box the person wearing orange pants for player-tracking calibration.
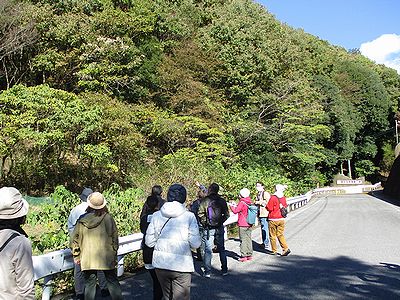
[266,184,291,256]
[268,220,289,255]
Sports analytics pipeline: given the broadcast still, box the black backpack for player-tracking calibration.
[206,199,224,228]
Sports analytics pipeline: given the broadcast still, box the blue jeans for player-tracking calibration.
[259,217,270,247]
[201,226,228,274]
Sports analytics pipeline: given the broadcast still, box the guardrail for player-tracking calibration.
[33,233,144,299]
[312,182,381,195]
[33,183,381,299]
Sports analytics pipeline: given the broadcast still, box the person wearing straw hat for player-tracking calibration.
[0,187,34,299]
[70,192,122,300]
[68,187,109,299]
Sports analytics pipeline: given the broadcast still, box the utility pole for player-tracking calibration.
[347,159,352,179]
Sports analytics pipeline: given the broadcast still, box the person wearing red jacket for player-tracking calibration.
[266,184,291,256]
[229,188,254,262]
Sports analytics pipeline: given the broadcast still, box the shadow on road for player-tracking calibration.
[108,254,400,300]
[188,255,400,300]
[368,190,400,207]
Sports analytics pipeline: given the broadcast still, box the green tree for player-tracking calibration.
[0,85,104,192]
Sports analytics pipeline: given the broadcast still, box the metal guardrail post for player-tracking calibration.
[42,275,53,300]
[117,255,124,277]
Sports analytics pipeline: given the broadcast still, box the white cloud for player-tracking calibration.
[360,34,400,74]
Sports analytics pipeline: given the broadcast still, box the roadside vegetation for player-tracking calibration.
[1,0,400,296]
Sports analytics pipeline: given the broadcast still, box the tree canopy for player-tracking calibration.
[1,0,399,194]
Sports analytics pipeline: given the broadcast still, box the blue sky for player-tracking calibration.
[258,0,400,73]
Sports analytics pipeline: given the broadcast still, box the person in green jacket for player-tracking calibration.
[70,192,122,300]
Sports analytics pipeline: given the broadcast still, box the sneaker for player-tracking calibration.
[259,243,265,249]
[238,256,248,262]
[204,273,211,278]
[268,251,279,256]
[281,249,291,256]
[246,256,253,261]
[222,271,228,276]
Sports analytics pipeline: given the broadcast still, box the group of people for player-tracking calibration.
[139,181,291,300]
[0,181,290,300]
[229,182,291,261]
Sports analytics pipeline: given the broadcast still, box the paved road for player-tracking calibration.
[62,192,400,299]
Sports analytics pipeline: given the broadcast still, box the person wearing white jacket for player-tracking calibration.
[146,183,201,300]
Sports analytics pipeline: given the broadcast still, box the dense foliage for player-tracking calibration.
[3,0,400,296]
[1,0,400,194]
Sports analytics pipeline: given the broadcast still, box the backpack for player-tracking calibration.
[0,232,20,253]
[277,197,288,218]
[206,199,224,228]
[244,203,258,225]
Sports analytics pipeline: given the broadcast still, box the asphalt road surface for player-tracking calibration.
[61,192,400,299]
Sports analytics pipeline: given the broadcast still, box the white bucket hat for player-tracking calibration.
[239,188,250,198]
[275,184,288,198]
[275,184,287,192]
[87,192,107,209]
[0,187,29,219]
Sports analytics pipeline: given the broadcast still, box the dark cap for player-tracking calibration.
[208,183,219,194]
[167,184,187,204]
[79,187,93,202]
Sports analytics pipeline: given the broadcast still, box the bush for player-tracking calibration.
[25,159,309,297]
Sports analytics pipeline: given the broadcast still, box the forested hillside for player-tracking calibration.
[1,0,400,196]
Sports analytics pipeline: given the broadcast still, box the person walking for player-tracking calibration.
[228,188,254,262]
[140,195,163,300]
[68,187,109,299]
[254,182,271,250]
[266,184,291,256]
[197,183,229,277]
[145,184,201,300]
[0,187,35,300]
[70,192,123,300]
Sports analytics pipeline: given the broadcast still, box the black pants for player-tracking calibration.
[83,269,123,300]
[155,268,191,300]
[148,268,163,300]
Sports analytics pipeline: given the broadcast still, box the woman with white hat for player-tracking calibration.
[228,188,254,262]
[0,187,34,299]
[70,192,122,300]
[266,184,291,256]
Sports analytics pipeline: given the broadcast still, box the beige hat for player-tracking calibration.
[87,192,107,209]
[239,188,250,198]
[0,187,29,219]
